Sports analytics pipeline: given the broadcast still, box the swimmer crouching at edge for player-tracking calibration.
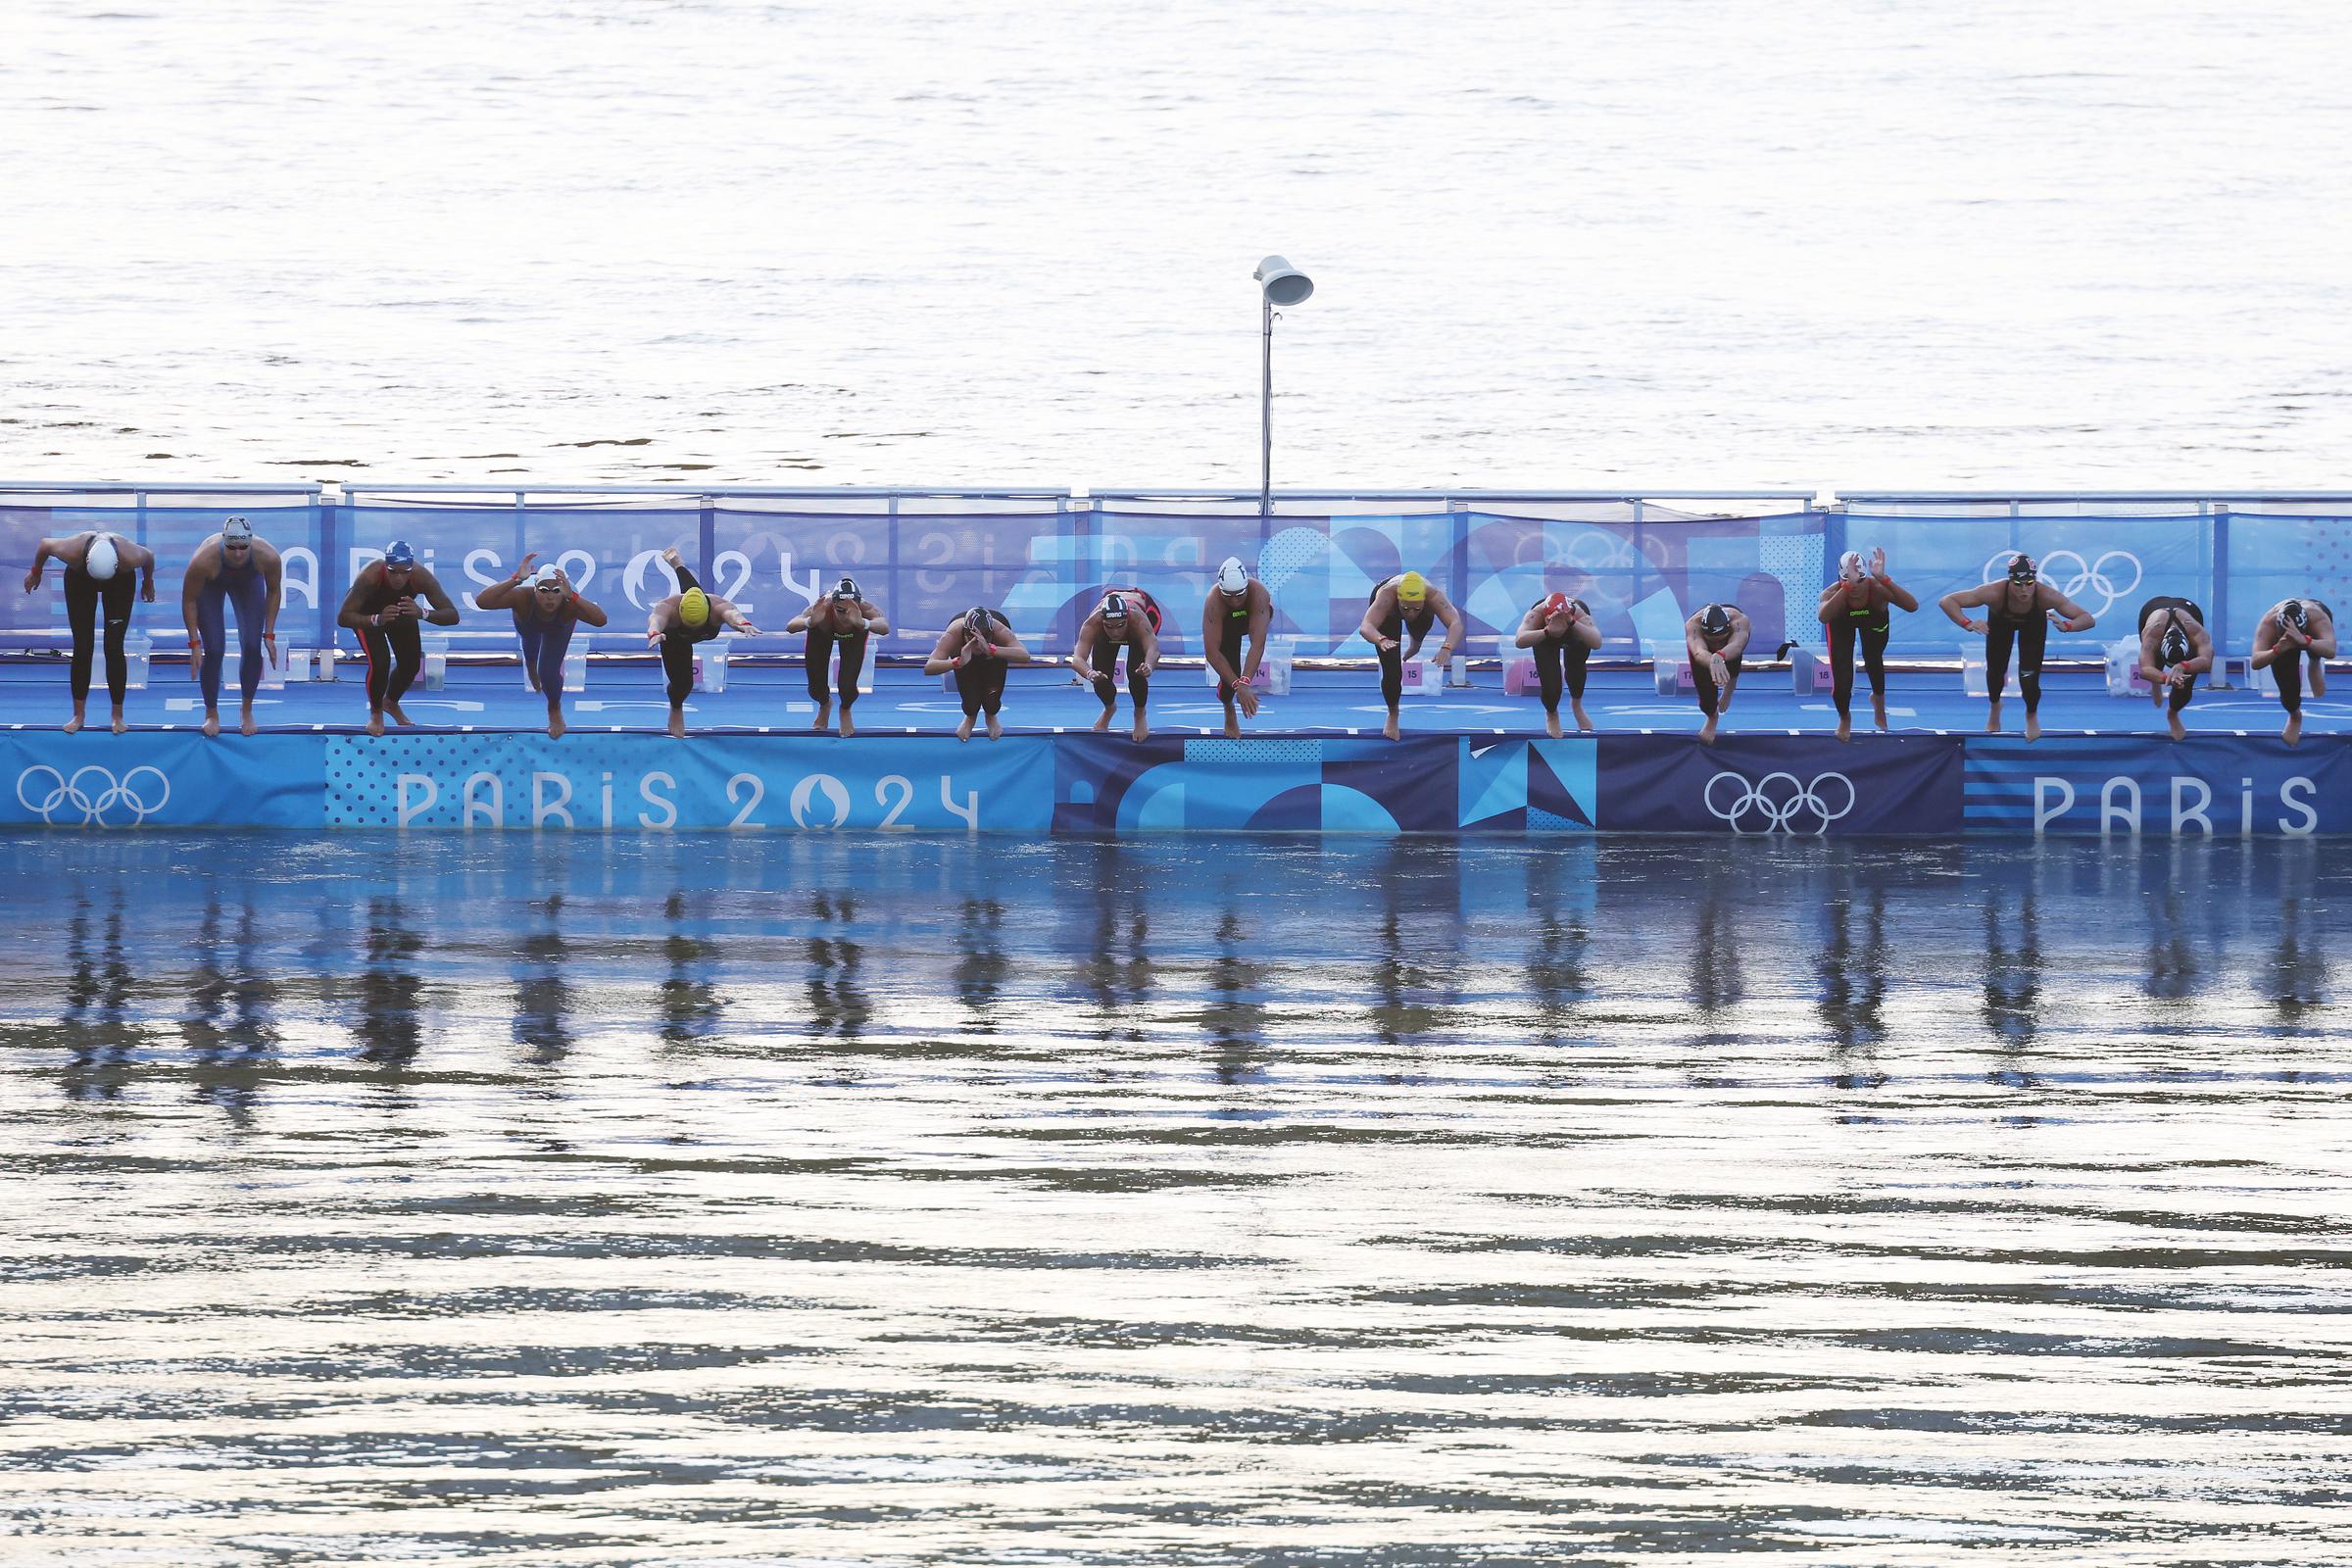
[23,529,157,734]
[646,547,760,738]
[337,540,462,737]
[924,606,1031,741]
[1938,555,2096,742]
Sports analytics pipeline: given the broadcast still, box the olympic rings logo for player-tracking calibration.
[1981,549,2141,615]
[15,764,172,827]
[1703,769,1855,834]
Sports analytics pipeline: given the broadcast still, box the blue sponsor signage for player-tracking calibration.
[1962,736,2350,836]
[1594,735,1965,836]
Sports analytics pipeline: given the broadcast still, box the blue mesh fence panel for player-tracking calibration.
[2226,514,2352,650]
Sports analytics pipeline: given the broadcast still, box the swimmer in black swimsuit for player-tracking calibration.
[1814,547,1919,742]
[787,577,891,738]
[1937,554,2097,742]
[1512,592,1601,738]
[477,555,610,738]
[1072,589,1161,742]
[1202,557,1273,739]
[2133,595,2213,742]
[23,529,157,734]
[924,605,1031,740]
[180,516,283,738]
[645,546,760,738]
[1357,570,1465,741]
[336,540,464,737]
[1685,602,1750,746]
[2252,597,2338,747]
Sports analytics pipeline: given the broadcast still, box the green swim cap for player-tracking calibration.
[679,587,710,628]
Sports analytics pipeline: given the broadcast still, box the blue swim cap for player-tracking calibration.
[383,539,417,567]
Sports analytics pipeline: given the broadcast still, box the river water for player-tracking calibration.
[8,0,2352,490]
[3,831,2348,1563]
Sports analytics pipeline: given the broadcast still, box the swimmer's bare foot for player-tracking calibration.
[662,545,684,570]
[1836,715,1852,743]
[2024,713,2042,743]
[956,713,975,742]
[1544,711,1563,740]
[985,711,1003,740]
[109,705,126,735]
[366,710,386,737]
[1223,709,1241,740]
[1131,712,1149,743]
[666,709,687,739]
[1092,709,1112,733]
[813,700,831,733]
[840,708,858,738]
[63,710,84,735]
[1383,711,1400,742]
[1984,700,2003,735]
[2167,710,2185,742]
[548,710,567,739]
[386,701,415,728]
[239,702,257,737]
[1872,695,1888,732]
[201,711,220,739]
[1572,701,1593,734]
[1699,714,1718,745]
[2284,713,2303,746]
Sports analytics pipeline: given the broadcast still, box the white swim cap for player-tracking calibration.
[84,536,120,581]
[1838,550,1864,582]
[1216,557,1249,596]
[531,563,564,587]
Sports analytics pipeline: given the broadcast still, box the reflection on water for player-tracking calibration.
[3,832,2351,1565]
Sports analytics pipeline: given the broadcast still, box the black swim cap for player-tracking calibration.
[2159,625,2190,667]
[833,576,861,603]
[2007,554,2038,584]
[1700,604,1732,638]
[1102,592,1129,620]
[964,606,992,640]
[2282,598,2308,631]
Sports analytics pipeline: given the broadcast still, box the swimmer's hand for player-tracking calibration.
[1072,662,1099,684]
[187,636,203,679]
[1962,617,1987,635]
[1238,684,1260,717]
[645,625,664,647]
[263,630,277,665]
[20,566,37,594]
[512,552,538,583]
[141,578,156,603]
[1377,637,1398,654]
[1870,546,1887,577]
[1710,655,1729,686]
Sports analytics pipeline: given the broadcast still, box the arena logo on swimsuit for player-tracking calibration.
[2027,773,2321,836]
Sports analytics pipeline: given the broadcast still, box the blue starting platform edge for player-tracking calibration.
[0,662,2345,835]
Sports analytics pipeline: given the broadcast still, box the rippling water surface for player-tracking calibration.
[8,0,2352,487]
[4,833,2351,1562]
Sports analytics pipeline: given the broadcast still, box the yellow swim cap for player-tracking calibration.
[1397,570,1428,604]
[679,587,710,627]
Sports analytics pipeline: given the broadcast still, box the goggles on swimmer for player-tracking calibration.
[1700,604,1733,638]
[1102,592,1130,623]
[2007,554,2038,585]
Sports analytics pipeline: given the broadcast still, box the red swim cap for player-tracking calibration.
[1544,592,1569,616]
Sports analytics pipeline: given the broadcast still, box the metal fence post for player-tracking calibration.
[699,495,715,581]
[318,488,341,649]
[2211,501,2231,654]
[1448,495,1471,617]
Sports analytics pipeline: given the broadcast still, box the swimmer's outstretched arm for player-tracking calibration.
[568,585,609,628]
[2039,587,2094,633]
[1721,612,1752,662]
[1356,589,1396,652]
[22,535,65,591]
[994,625,1033,663]
[1938,582,1998,634]
[1201,595,1239,687]
[1242,587,1271,681]
[412,567,463,626]
[473,555,536,612]
[713,600,760,635]
[859,600,891,636]
[336,566,380,629]
[2307,613,2338,659]
[644,596,678,644]
[1875,568,1919,613]
[1069,617,1102,681]
[1132,615,1158,675]
[1815,584,1845,626]
[1426,592,1466,664]
[1513,607,1549,648]
[922,626,963,675]
[1572,607,1601,650]
[122,540,158,602]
